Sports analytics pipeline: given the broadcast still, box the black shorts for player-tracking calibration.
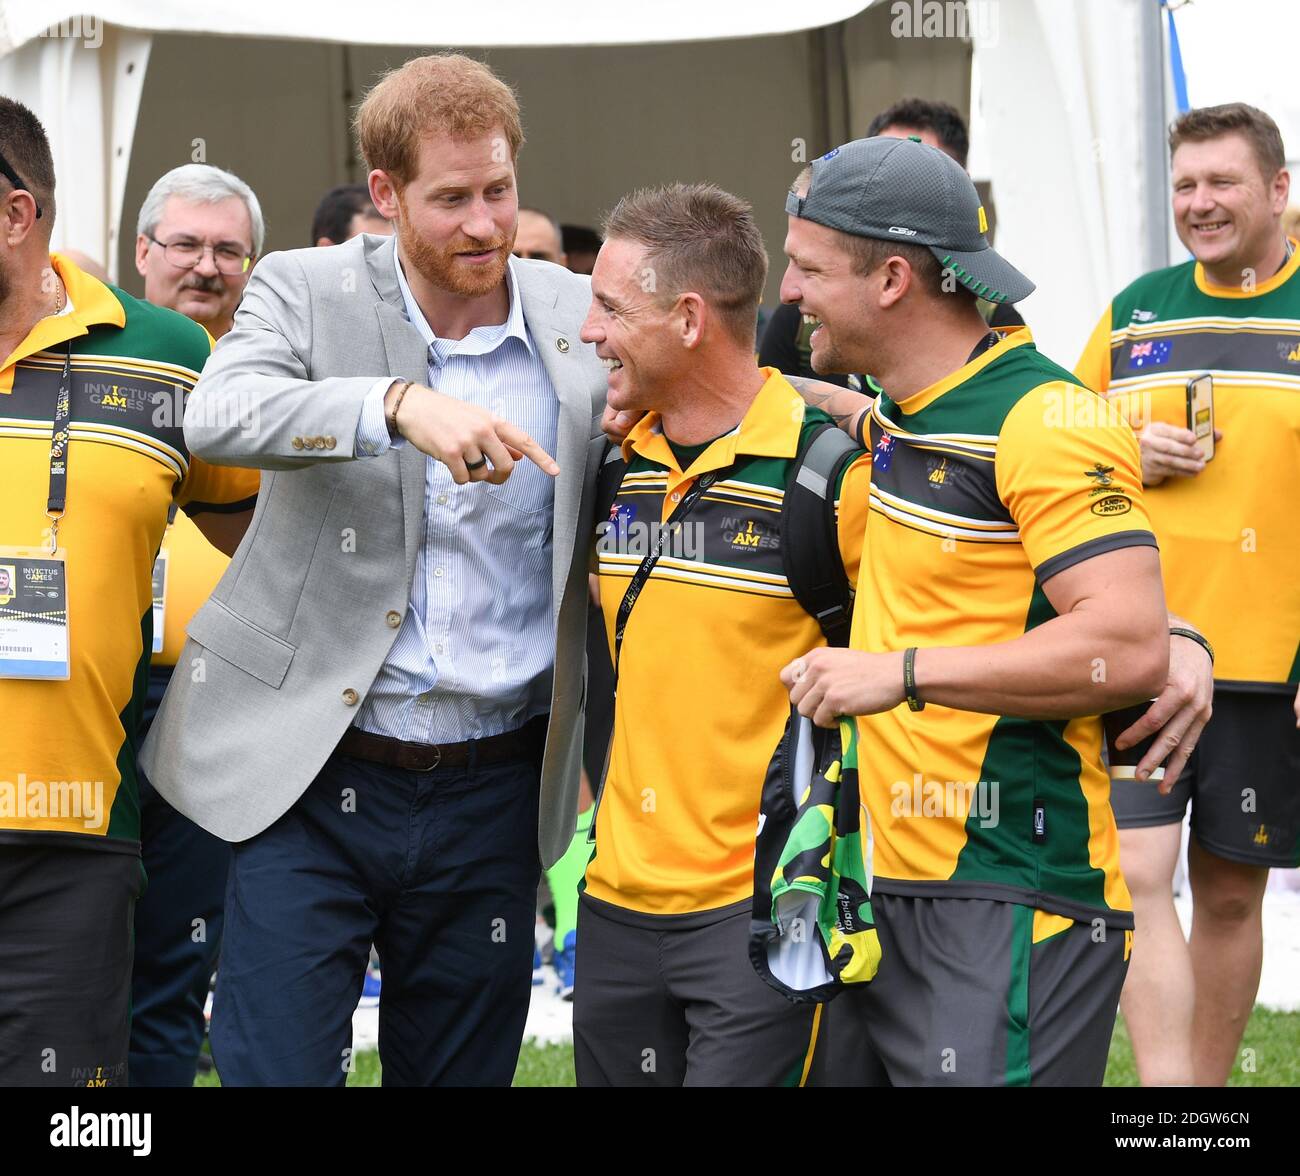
[807,893,1129,1087]
[0,840,142,1087]
[1110,689,1300,867]
[573,893,818,1087]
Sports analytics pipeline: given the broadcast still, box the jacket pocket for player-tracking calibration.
[186,598,296,689]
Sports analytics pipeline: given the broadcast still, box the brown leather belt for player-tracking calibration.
[336,714,547,773]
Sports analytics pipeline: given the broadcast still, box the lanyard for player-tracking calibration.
[611,469,718,681]
[588,466,720,845]
[45,340,73,553]
[967,330,1001,364]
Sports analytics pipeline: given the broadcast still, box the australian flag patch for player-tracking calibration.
[609,501,636,538]
[1127,339,1172,369]
[873,431,897,472]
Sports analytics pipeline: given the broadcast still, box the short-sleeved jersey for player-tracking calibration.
[853,329,1157,924]
[1076,244,1300,690]
[0,255,259,852]
[585,370,871,916]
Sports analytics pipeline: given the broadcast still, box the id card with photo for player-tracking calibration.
[0,547,70,679]
[151,549,168,654]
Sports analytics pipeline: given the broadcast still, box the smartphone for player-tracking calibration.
[1186,373,1215,461]
[1102,701,1165,783]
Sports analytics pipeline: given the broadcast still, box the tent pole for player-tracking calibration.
[808,21,849,157]
[1138,0,1171,273]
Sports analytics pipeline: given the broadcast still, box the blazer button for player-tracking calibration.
[291,437,304,450]
[385,610,402,628]
[314,437,326,449]
[325,436,337,450]
[341,688,359,706]
[555,337,570,353]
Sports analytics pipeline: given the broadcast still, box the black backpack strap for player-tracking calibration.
[593,441,628,540]
[782,422,860,647]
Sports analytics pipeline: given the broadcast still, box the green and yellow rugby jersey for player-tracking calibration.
[853,329,1156,924]
[1076,242,1300,689]
[0,255,258,852]
[587,369,871,916]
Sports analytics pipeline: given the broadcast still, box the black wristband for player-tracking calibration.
[903,646,924,712]
[1169,626,1214,665]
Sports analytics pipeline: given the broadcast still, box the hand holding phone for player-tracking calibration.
[1186,373,1215,462]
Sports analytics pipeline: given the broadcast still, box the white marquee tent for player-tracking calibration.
[1,0,1284,362]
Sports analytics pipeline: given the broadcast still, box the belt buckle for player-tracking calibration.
[410,743,442,772]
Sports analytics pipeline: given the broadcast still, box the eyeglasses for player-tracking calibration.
[146,234,252,275]
[0,147,42,219]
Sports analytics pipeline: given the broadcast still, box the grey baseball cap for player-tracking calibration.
[785,136,1035,304]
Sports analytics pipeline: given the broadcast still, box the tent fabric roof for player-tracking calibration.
[2,0,875,53]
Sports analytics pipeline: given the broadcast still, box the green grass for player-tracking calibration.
[196,1009,1300,1086]
[510,1041,578,1087]
[1105,1009,1300,1087]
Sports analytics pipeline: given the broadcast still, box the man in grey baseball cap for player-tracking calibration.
[786,134,1034,306]
[776,136,1214,1087]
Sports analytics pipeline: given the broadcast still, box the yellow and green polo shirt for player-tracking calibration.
[0,254,258,852]
[586,369,871,916]
[853,329,1156,925]
[1076,243,1300,690]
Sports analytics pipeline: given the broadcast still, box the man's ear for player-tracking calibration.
[134,233,150,278]
[878,256,912,310]
[679,292,706,350]
[2,190,41,248]
[369,170,400,221]
[1272,167,1290,216]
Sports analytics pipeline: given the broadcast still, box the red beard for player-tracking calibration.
[396,189,512,298]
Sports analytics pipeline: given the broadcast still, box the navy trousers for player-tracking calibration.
[210,743,543,1086]
[130,666,231,1087]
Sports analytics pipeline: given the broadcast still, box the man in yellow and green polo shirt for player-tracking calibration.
[574,183,872,1086]
[780,136,1170,1086]
[1076,102,1300,1087]
[0,101,255,1086]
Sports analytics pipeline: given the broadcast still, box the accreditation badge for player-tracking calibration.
[150,548,168,654]
[0,546,70,679]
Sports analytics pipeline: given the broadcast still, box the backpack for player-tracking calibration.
[592,419,881,1003]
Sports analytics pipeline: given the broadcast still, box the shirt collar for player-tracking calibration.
[891,325,1035,415]
[1194,235,1300,299]
[622,367,806,474]
[3,254,124,375]
[392,246,533,357]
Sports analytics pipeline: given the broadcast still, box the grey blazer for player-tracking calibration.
[139,234,608,866]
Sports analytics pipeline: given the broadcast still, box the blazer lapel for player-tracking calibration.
[366,238,431,590]
[516,266,592,617]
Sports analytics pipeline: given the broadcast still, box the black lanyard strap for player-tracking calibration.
[588,465,720,846]
[612,469,718,680]
[45,340,73,551]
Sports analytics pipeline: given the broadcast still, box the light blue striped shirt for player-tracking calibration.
[352,252,560,741]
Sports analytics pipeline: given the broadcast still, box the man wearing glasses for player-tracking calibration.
[135,163,259,342]
[127,164,263,1085]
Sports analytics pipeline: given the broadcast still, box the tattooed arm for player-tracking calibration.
[783,374,874,442]
[602,373,876,447]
